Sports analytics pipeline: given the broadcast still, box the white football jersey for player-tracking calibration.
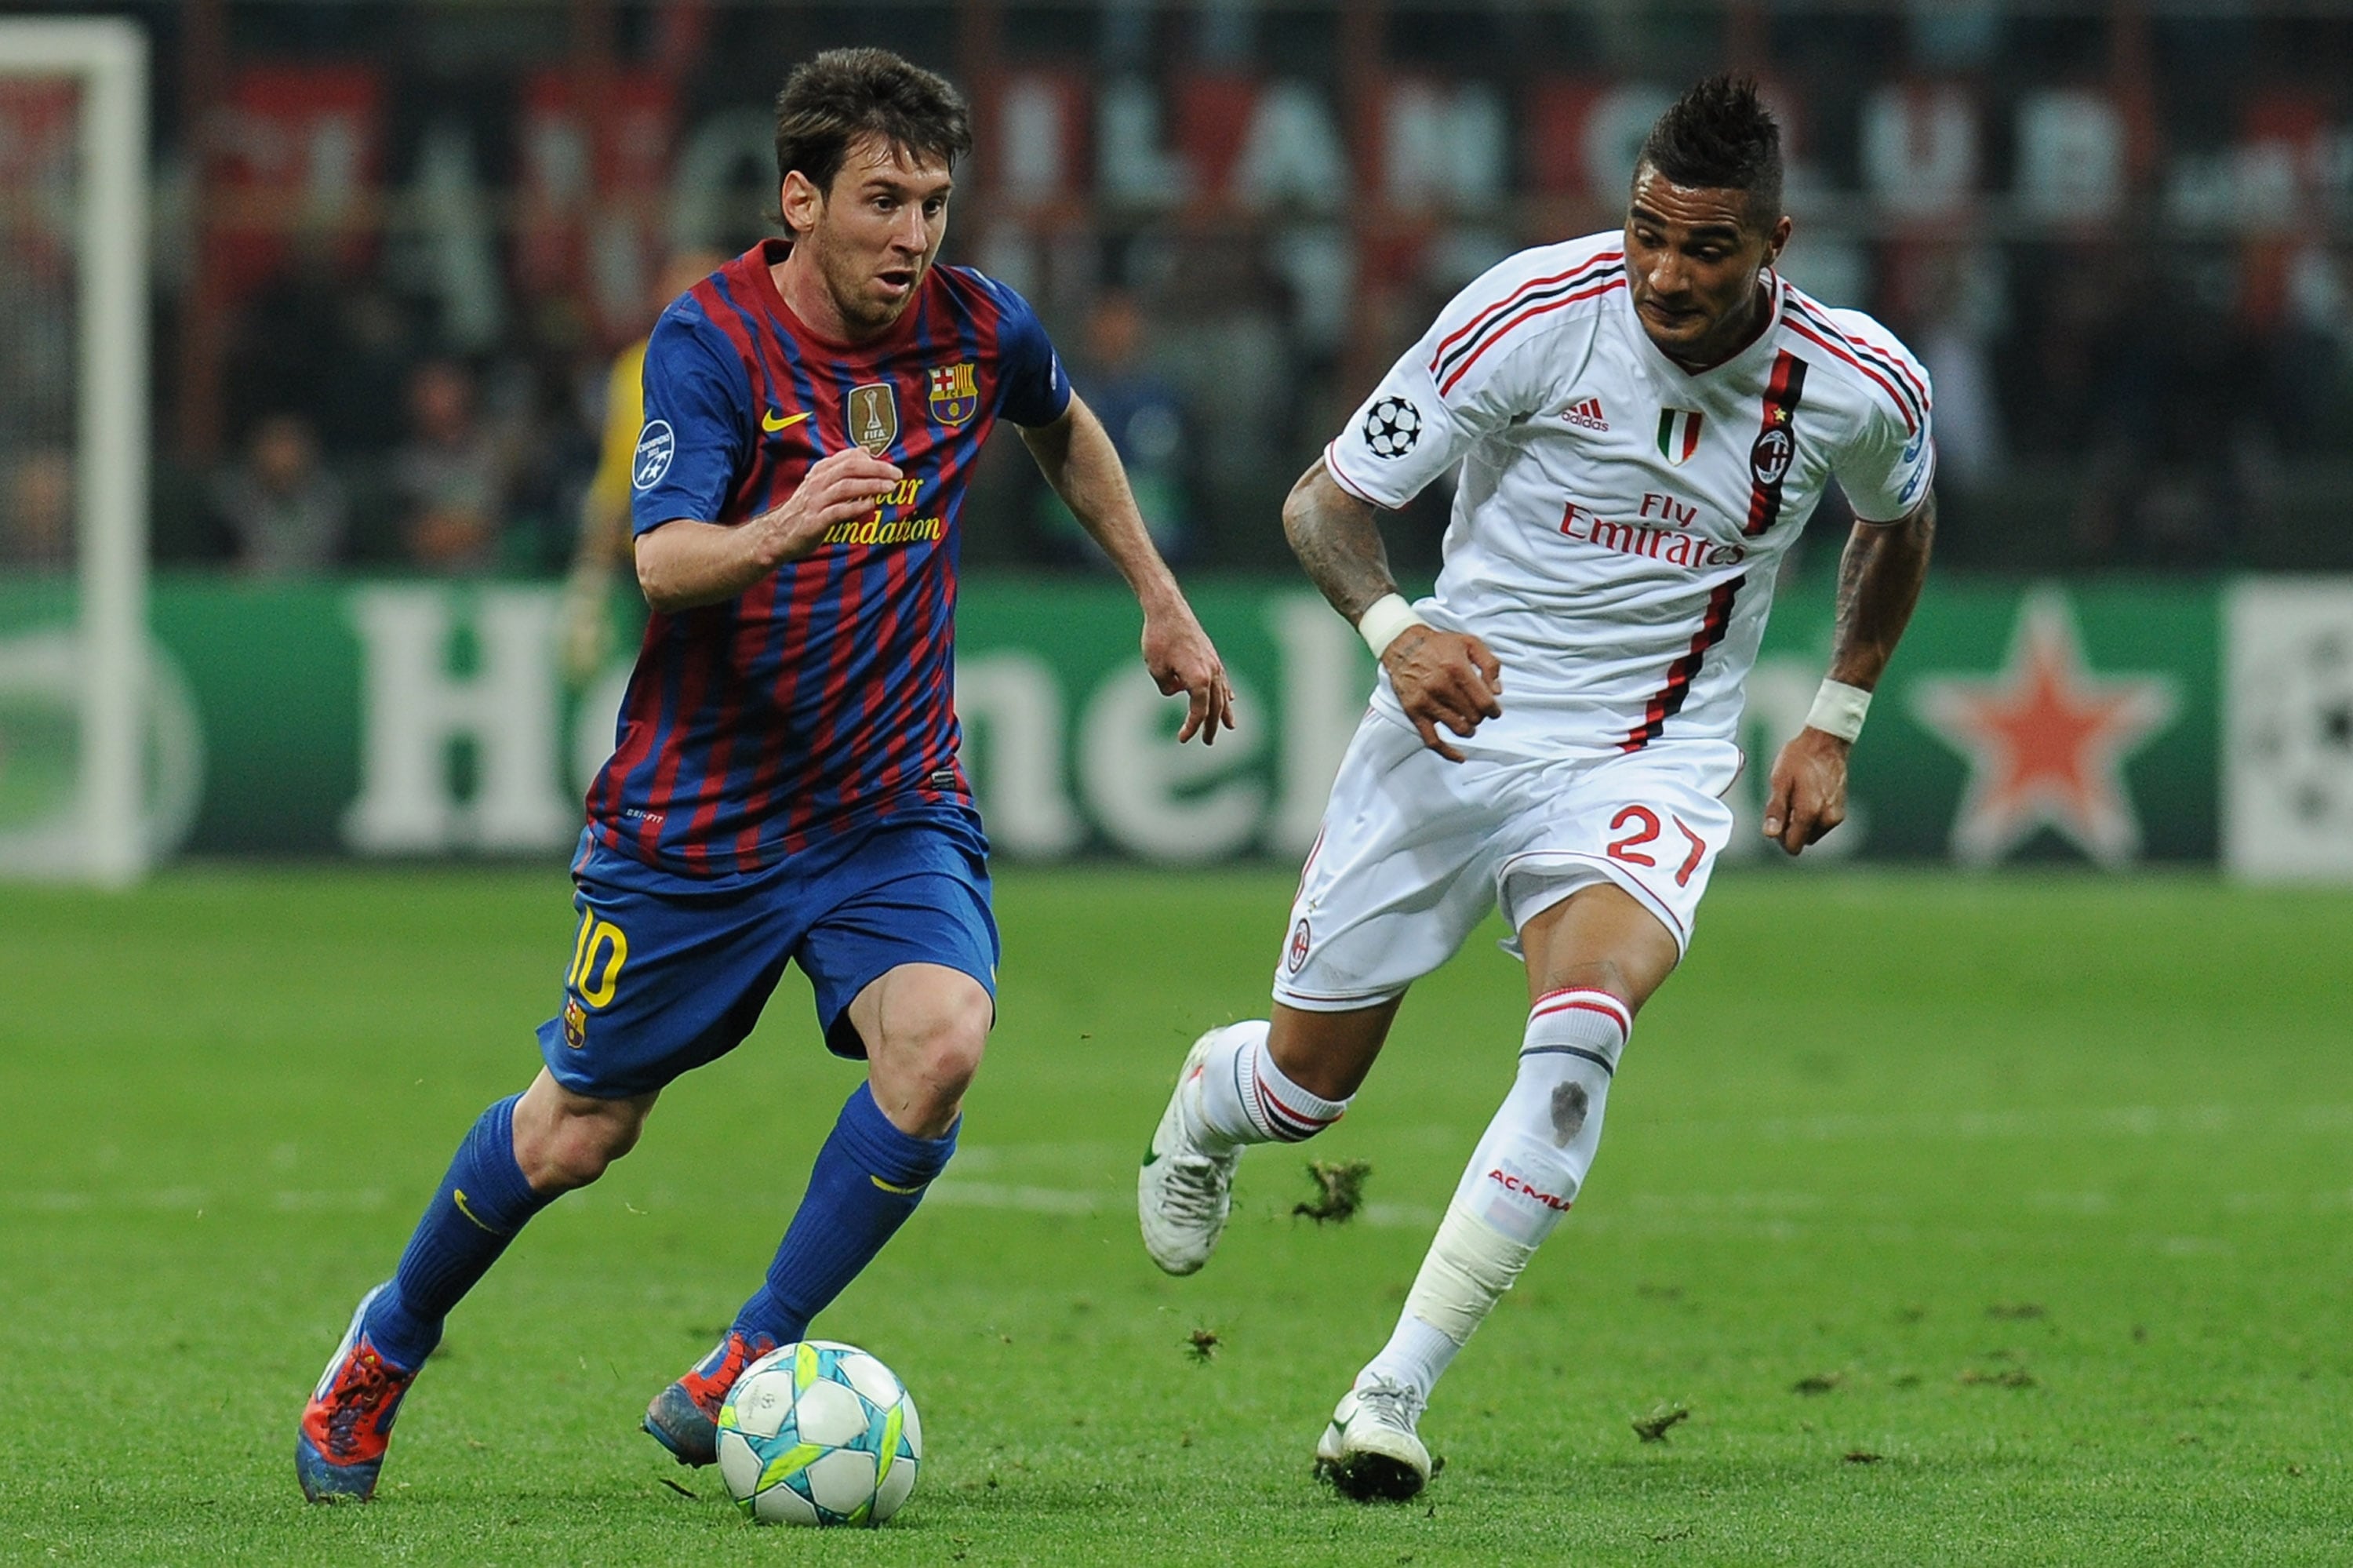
[1325,231,1934,758]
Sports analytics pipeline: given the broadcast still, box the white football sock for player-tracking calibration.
[1191,1020,1348,1149]
[1358,989,1631,1403]
[1358,1313,1459,1399]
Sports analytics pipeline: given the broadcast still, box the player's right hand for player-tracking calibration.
[756,448,904,566]
[1383,625,1502,763]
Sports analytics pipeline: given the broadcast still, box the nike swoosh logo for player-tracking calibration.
[762,409,809,435]
[1142,1142,1162,1168]
[452,1188,502,1235]
[871,1175,925,1195]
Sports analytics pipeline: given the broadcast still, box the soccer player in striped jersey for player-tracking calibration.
[1137,75,1936,1500]
[297,49,1233,1503]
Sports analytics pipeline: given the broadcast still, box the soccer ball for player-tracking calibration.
[1362,395,1423,458]
[716,1341,922,1526]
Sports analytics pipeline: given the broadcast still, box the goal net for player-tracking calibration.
[0,20,148,883]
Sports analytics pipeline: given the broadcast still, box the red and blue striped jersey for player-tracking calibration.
[588,241,1070,875]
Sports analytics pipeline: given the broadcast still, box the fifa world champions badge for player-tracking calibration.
[928,362,979,427]
[849,384,900,453]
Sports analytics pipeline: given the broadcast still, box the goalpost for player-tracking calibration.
[0,19,149,884]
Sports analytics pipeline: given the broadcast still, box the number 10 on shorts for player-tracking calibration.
[567,911,630,1008]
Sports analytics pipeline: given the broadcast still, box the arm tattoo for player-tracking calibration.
[1285,464,1399,624]
[1828,492,1936,689]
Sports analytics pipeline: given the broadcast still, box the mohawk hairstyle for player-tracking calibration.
[1638,74,1784,225]
[773,49,972,218]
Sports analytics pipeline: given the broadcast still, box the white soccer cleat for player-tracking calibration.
[1138,1028,1242,1275]
[1315,1378,1433,1502]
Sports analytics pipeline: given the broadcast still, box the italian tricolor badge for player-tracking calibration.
[1657,408,1704,465]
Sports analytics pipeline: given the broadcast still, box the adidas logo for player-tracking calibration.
[1564,396,1609,431]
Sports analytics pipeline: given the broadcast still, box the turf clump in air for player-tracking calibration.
[1293,1159,1372,1224]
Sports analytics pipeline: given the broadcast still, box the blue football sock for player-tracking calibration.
[730,1083,958,1347]
[364,1095,553,1370]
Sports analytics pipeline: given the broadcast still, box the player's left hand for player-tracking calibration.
[1142,601,1237,746]
[1762,726,1850,855]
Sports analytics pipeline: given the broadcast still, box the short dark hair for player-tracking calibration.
[773,49,972,211]
[1638,74,1784,224]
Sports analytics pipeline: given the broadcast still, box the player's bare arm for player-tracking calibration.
[1020,395,1235,746]
[1762,490,1937,854]
[1284,460,1500,763]
[631,446,904,612]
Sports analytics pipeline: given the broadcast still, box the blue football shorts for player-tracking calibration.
[534,802,998,1099]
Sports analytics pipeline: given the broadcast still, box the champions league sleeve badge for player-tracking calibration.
[1362,395,1423,459]
[631,420,675,489]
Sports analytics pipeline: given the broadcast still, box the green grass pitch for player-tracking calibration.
[4,865,2351,1564]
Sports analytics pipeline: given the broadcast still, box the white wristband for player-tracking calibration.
[1805,678,1872,742]
[1355,593,1426,660]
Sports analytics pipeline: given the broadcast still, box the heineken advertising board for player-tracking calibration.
[2223,580,2353,881]
[0,573,2302,871]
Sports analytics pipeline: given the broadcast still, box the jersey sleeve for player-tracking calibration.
[630,306,753,536]
[1322,260,1568,511]
[987,278,1073,428]
[1828,326,1936,523]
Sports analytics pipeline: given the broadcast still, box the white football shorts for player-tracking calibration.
[1271,710,1741,1011]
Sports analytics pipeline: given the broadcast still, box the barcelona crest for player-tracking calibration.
[928,362,980,427]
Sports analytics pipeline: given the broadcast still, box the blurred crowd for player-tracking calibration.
[2,0,2351,580]
[189,275,594,577]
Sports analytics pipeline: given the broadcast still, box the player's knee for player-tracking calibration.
[884,997,988,1112]
[909,1005,989,1100]
[856,970,992,1134]
[524,1103,646,1191]
[1540,959,1646,1012]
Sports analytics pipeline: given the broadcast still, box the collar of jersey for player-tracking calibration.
[1620,268,1788,390]
[744,236,929,357]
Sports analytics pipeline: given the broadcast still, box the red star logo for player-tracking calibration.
[1912,590,2176,865]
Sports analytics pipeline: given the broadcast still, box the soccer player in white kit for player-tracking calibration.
[1136,75,1937,1500]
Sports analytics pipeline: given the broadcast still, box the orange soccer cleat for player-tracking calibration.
[295,1286,418,1503]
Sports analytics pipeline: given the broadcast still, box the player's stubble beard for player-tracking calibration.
[809,220,936,337]
[1646,271,1769,372]
[1625,171,1786,373]
[1631,251,1774,373]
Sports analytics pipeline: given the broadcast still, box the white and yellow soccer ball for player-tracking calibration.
[716,1341,922,1526]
